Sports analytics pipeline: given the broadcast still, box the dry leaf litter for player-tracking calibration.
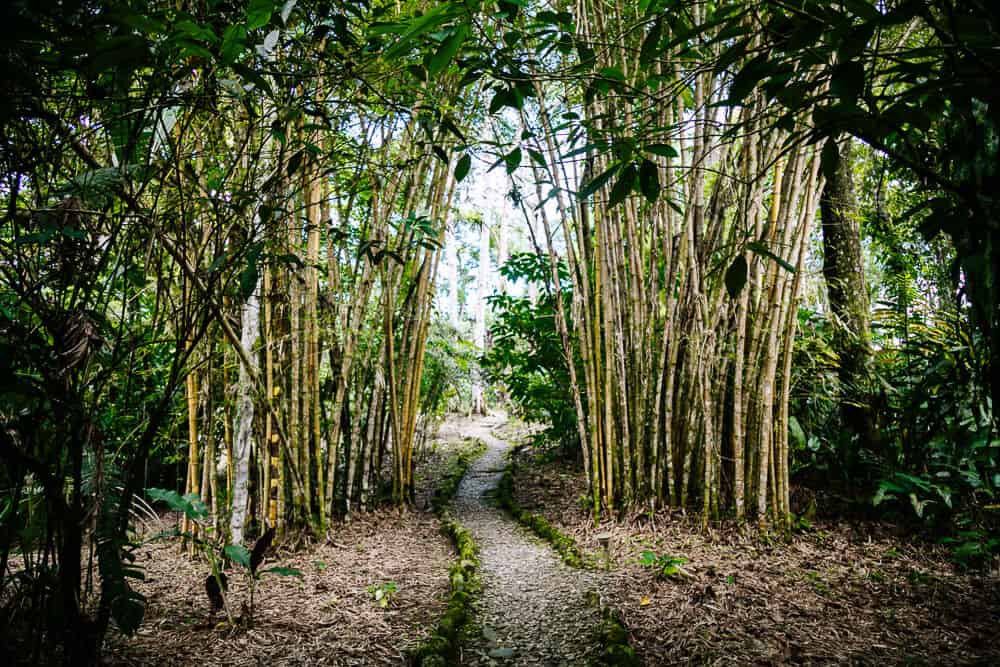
[510,446,1000,666]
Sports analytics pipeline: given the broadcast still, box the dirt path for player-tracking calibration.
[447,415,603,666]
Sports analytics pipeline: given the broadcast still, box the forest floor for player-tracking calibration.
[105,429,483,666]
[100,415,1000,665]
[507,443,1000,666]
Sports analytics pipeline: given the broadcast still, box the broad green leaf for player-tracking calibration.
[455,153,471,182]
[640,18,662,67]
[788,416,806,449]
[88,34,152,73]
[246,0,274,30]
[639,159,660,203]
[175,20,218,44]
[577,162,619,199]
[225,543,252,569]
[609,164,638,206]
[598,66,626,82]
[385,3,456,59]
[724,255,748,297]
[830,60,865,102]
[505,147,522,174]
[222,25,248,64]
[489,88,515,114]
[427,26,467,76]
[240,241,263,301]
[286,149,304,176]
[727,53,772,105]
[406,64,427,81]
[646,143,678,158]
[713,37,749,74]
[146,488,208,521]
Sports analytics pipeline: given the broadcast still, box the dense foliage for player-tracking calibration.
[2,0,999,662]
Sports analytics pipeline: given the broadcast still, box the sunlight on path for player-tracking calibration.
[449,415,603,666]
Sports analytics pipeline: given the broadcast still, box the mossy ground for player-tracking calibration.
[412,438,485,666]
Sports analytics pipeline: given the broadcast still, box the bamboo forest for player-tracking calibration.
[2,0,999,664]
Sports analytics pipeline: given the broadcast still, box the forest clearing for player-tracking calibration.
[2,0,999,664]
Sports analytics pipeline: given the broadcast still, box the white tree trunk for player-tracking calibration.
[471,219,490,414]
[445,225,460,328]
[229,269,261,546]
[497,209,508,295]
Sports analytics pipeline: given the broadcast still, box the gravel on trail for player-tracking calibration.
[448,416,604,666]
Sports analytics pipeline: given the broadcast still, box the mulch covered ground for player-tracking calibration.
[510,446,1000,666]
[105,426,473,666]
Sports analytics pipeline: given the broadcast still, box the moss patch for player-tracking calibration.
[411,441,485,666]
[429,438,487,515]
[593,607,640,666]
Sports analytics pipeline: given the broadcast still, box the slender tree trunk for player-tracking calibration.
[471,219,490,414]
[230,255,261,546]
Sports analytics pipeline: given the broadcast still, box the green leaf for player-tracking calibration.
[225,544,252,569]
[639,159,660,203]
[829,60,865,102]
[609,164,637,206]
[286,149,304,176]
[747,241,795,273]
[240,241,263,301]
[147,488,208,521]
[727,53,772,105]
[175,20,218,45]
[427,26,467,76]
[385,3,457,59]
[598,66,626,82]
[88,34,152,73]
[724,255,748,297]
[577,162,619,199]
[646,143,678,158]
[713,37,749,74]
[406,64,427,81]
[788,415,806,449]
[261,566,303,577]
[527,148,546,167]
[639,18,662,66]
[455,153,471,182]
[505,147,522,174]
[489,88,512,114]
[246,0,274,30]
[221,24,248,64]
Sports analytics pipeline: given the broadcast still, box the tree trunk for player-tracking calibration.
[471,219,490,414]
[230,263,261,546]
[820,136,873,454]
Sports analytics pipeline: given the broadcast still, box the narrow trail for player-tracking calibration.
[447,415,603,666]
